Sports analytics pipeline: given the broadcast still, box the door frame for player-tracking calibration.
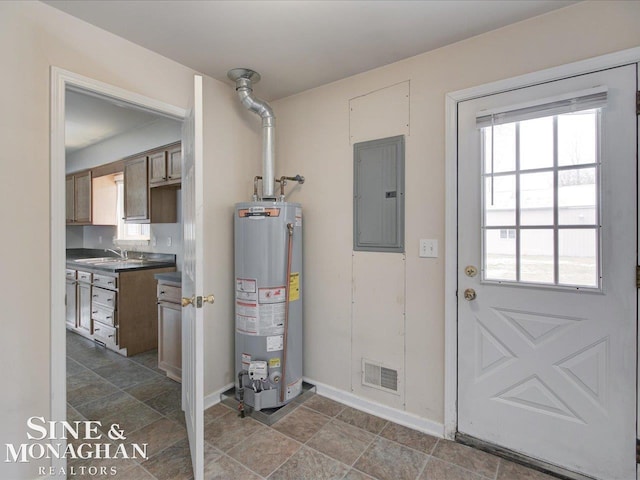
[50,67,186,473]
[444,46,640,442]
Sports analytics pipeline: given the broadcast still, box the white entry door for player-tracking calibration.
[457,65,637,480]
[182,75,205,480]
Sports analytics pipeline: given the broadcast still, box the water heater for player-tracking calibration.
[234,201,303,410]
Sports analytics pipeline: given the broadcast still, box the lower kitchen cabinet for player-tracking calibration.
[66,265,176,356]
[65,269,77,329]
[77,278,92,335]
[157,279,182,382]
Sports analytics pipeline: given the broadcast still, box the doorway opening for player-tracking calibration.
[50,68,188,474]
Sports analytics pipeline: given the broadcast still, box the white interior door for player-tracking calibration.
[457,65,637,480]
[182,74,204,480]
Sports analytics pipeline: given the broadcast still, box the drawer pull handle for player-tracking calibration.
[106,316,112,320]
[160,291,166,295]
[92,311,98,314]
[92,294,98,298]
[94,328,100,332]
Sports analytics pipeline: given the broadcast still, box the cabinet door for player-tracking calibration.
[65,176,75,223]
[167,145,182,182]
[158,302,182,382]
[149,151,167,185]
[77,282,92,334]
[124,156,149,221]
[74,171,92,224]
[65,280,77,328]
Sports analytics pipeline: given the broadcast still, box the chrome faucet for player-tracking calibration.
[105,247,128,260]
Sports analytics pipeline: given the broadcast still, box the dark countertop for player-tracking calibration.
[66,248,176,273]
[155,271,182,284]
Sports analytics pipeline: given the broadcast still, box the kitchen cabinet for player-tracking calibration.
[66,263,176,356]
[124,151,178,224]
[157,278,182,382]
[92,273,118,350]
[123,155,149,222]
[66,171,92,224]
[77,271,93,335]
[149,142,181,187]
[65,269,77,329]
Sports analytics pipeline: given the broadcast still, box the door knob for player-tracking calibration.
[202,294,215,304]
[181,296,195,307]
[464,288,477,301]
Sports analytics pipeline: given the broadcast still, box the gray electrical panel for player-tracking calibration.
[353,135,405,253]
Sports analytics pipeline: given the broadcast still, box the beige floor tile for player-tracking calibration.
[227,428,301,477]
[125,417,187,458]
[307,419,375,465]
[379,422,439,454]
[204,455,262,480]
[203,410,266,452]
[303,394,346,417]
[272,406,331,443]
[354,436,428,480]
[269,446,350,480]
[336,407,388,435]
[420,457,486,480]
[432,440,499,479]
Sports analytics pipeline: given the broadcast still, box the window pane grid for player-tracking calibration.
[481,110,600,289]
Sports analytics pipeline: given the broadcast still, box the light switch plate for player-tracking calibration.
[419,239,438,258]
[167,236,172,247]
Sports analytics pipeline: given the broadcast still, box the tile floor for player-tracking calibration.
[67,331,559,480]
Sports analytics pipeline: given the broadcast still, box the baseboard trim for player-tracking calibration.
[204,382,235,410]
[304,377,444,439]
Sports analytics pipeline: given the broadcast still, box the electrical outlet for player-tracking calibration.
[167,236,172,247]
[419,239,438,258]
[152,237,157,247]
[98,235,102,244]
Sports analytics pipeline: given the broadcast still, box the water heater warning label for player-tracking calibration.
[266,335,284,352]
[258,303,285,336]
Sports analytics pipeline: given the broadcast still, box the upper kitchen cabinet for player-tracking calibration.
[124,155,149,221]
[66,170,92,224]
[124,143,180,223]
[149,142,182,187]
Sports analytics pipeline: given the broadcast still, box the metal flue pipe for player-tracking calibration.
[227,68,276,198]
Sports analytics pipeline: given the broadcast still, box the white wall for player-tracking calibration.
[273,0,640,426]
[0,3,259,478]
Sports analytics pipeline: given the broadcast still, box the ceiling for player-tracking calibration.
[45,0,577,101]
[65,90,169,154]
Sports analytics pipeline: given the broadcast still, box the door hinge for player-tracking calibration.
[636,91,640,115]
[636,438,639,463]
[637,266,640,288]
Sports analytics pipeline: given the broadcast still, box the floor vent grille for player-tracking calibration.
[362,359,399,394]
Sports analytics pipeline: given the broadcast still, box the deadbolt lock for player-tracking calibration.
[465,265,478,277]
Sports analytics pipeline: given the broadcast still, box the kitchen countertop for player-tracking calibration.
[66,248,176,273]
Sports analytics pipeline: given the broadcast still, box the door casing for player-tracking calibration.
[444,47,640,442]
[50,67,186,473]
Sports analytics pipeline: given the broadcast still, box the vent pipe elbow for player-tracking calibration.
[228,68,276,198]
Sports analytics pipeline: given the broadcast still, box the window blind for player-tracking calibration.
[476,86,607,128]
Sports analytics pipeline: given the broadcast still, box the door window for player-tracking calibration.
[481,107,601,288]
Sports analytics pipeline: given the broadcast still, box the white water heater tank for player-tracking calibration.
[234,201,303,410]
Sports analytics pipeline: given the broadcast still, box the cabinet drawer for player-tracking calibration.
[77,271,92,283]
[93,321,117,348]
[92,305,116,326]
[93,274,117,289]
[157,284,181,304]
[92,287,116,308]
[66,269,76,279]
